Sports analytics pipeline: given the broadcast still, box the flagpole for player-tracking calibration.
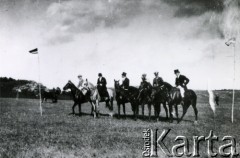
[231,45,236,123]
[37,52,43,116]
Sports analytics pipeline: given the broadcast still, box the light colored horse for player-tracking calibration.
[86,81,114,117]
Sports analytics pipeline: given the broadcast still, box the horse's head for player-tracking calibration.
[138,81,152,102]
[63,80,73,91]
[56,87,61,95]
[151,87,158,99]
[114,80,120,89]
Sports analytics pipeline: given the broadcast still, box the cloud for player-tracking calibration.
[44,0,234,45]
[221,0,240,39]
[163,0,224,17]
[163,0,240,40]
[44,0,175,44]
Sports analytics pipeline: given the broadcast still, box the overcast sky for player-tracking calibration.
[0,0,240,90]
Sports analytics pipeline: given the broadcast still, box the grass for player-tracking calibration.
[0,91,240,158]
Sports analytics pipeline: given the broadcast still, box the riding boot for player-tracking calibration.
[181,97,185,105]
[105,90,110,101]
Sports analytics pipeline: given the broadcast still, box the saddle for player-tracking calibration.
[98,90,109,101]
[75,89,91,101]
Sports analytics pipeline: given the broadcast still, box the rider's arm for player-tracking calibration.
[184,76,189,85]
[175,78,178,86]
[103,78,107,86]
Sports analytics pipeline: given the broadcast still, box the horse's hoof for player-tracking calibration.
[194,121,198,125]
[109,112,114,117]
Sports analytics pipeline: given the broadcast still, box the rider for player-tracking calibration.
[77,75,88,95]
[97,73,109,100]
[153,71,164,88]
[139,74,152,97]
[174,69,189,99]
[121,72,129,90]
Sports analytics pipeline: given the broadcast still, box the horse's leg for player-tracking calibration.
[79,103,81,116]
[133,103,137,120]
[142,103,145,119]
[133,103,138,120]
[136,103,139,117]
[168,103,173,123]
[163,102,168,119]
[91,106,93,115]
[123,103,126,118]
[91,102,97,118]
[106,100,110,109]
[148,103,151,121]
[180,102,191,123]
[175,105,179,123]
[158,103,161,120]
[71,103,77,115]
[96,100,100,117]
[192,100,198,123]
[110,97,114,111]
[154,103,158,121]
[117,102,120,119]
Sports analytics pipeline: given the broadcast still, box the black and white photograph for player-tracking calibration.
[0,0,240,157]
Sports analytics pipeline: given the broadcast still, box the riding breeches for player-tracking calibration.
[177,86,185,98]
[79,86,88,95]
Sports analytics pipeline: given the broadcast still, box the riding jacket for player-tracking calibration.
[97,77,107,88]
[175,75,189,88]
[121,77,130,90]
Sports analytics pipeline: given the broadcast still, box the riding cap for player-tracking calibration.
[154,72,159,75]
[174,69,180,74]
[78,75,82,77]
[122,72,127,76]
[98,73,102,77]
[142,73,147,78]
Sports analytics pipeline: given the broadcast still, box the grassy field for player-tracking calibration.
[0,91,240,158]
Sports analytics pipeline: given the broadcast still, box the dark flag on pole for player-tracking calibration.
[29,47,42,116]
[29,48,38,54]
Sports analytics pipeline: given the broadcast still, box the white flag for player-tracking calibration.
[225,37,236,46]
[208,89,217,114]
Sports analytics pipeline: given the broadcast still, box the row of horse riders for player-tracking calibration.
[77,69,190,100]
[62,70,198,123]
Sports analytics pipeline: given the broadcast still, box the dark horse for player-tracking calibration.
[138,81,152,120]
[63,81,96,117]
[42,87,61,103]
[151,86,169,121]
[167,84,198,123]
[114,80,139,119]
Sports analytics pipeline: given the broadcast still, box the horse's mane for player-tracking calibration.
[163,81,172,87]
[87,82,96,89]
[68,81,78,90]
